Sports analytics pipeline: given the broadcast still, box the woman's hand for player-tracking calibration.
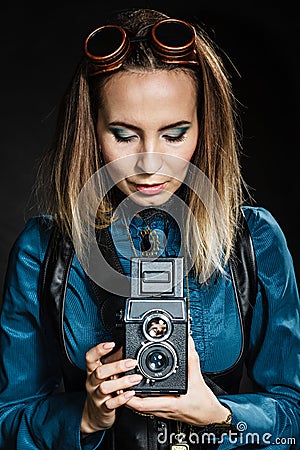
[80,342,143,434]
[126,335,230,426]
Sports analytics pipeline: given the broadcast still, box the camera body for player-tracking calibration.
[122,257,189,396]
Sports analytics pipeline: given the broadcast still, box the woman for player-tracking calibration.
[0,7,299,450]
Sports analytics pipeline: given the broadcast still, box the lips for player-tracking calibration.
[135,182,166,195]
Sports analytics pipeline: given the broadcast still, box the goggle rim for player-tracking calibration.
[151,19,196,53]
[84,25,129,62]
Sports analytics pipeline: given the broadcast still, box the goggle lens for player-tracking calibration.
[86,28,124,57]
[152,20,195,51]
[85,25,127,60]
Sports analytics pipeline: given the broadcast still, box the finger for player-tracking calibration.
[104,390,136,410]
[85,342,115,374]
[126,394,174,413]
[102,347,123,364]
[98,374,143,396]
[89,358,138,387]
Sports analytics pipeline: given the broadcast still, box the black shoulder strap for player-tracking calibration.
[229,209,258,346]
[40,211,257,392]
[39,223,85,391]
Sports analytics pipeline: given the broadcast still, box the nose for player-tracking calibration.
[135,144,164,175]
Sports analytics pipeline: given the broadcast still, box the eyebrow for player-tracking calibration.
[108,120,191,132]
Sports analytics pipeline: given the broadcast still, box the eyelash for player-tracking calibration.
[113,131,188,144]
[113,135,137,143]
[163,133,187,143]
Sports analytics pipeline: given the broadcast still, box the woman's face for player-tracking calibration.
[96,70,198,206]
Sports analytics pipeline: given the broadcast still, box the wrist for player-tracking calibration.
[81,409,103,435]
[207,403,232,425]
[80,420,102,435]
[216,404,232,425]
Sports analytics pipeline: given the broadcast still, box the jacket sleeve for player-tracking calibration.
[218,207,300,449]
[0,217,105,450]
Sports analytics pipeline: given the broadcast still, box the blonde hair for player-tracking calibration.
[35,8,247,282]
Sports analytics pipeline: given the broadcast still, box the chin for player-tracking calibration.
[127,190,174,207]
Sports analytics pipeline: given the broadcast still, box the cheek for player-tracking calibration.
[181,126,198,161]
[100,140,136,165]
[181,140,198,162]
[100,143,119,165]
[185,148,196,162]
[97,131,120,164]
[102,153,114,165]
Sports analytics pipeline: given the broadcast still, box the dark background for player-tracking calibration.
[1,2,299,298]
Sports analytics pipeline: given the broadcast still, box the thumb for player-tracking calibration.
[188,334,201,369]
[188,334,206,383]
[188,334,198,361]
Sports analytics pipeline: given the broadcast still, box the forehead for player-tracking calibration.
[99,70,197,121]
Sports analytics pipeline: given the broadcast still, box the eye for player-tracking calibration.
[163,133,187,143]
[109,126,138,143]
[114,134,137,143]
[162,126,189,143]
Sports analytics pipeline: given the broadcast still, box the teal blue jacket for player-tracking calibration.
[0,206,299,449]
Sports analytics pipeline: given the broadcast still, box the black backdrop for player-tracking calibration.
[1,2,299,299]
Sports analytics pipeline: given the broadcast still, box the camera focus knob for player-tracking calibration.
[115,309,124,328]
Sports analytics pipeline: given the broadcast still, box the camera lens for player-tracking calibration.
[137,342,177,380]
[147,319,167,338]
[146,350,168,372]
[143,311,172,341]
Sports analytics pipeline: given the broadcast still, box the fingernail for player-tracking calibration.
[124,390,135,398]
[103,342,115,349]
[130,374,143,383]
[125,359,138,368]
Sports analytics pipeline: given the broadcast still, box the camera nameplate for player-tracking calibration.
[125,299,187,321]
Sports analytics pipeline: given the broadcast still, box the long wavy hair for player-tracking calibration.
[35,8,247,282]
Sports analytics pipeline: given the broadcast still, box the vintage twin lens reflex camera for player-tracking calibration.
[122,257,189,396]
